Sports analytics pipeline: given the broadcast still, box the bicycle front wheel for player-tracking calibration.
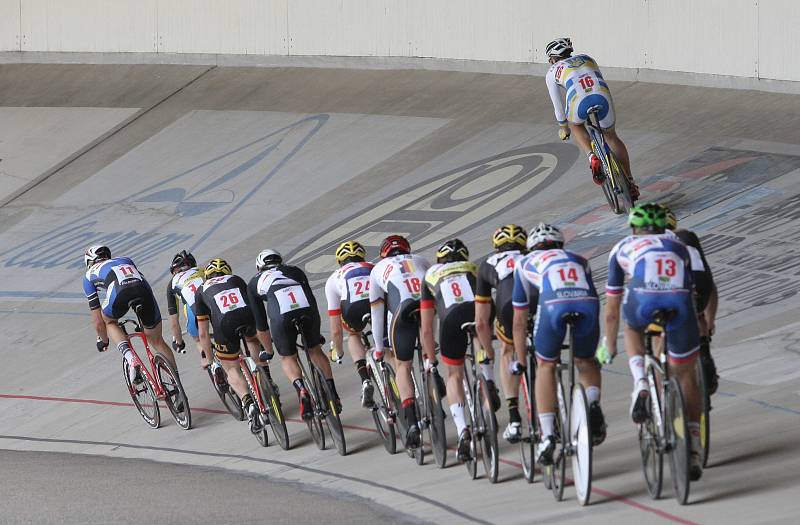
[123,358,160,429]
[154,354,191,430]
[315,367,346,456]
[427,372,448,468]
[607,150,634,214]
[695,358,711,467]
[478,376,499,484]
[207,367,244,421]
[571,384,593,506]
[519,370,538,483]
[667,378,691,505]
[463,383,478,479]
[304,368,326,451]
[258,367,290,450]
[370,366,397,455]
[550,379,567,501]
[640,364,664,499]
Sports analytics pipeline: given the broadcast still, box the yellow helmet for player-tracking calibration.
[335,240,366,265]
[492,224,527,251]
[204,258,232,279]
[662,205,678,230]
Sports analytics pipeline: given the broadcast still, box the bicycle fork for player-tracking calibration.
[367,354,397,422]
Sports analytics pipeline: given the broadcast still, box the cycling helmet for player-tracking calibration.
[492,224,527,251]
[662,205,678,231]
[84,245,111,267]
[335,240,366,266]
[256,249,282,272]
[545,37,573,58]
[205,258,232,279]
[379,235,411,258]
[170,250,196,273]
[436,239,469,264]
[527,223,564,251]
[628,202,667,233]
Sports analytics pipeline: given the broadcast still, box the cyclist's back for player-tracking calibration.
[325,260,374,332]
[168,266,204,337]
[193,272,255,358]
[476,249,525,344]
[546,54,611,129]
[84,255,160,328]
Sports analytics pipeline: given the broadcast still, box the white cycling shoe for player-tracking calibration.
[503,421,522,443]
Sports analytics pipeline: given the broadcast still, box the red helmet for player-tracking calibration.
[379,235,411,258]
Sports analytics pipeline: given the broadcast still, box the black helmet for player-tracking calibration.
[170,250,197,273]
[436,239,469,264]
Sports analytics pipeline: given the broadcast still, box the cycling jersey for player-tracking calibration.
[324,261,374,333]
[546,54,615,129]
[475,250,525,344]
[667,229,715,312]
[193,274,255,358]
[421,261,478,365]
[368,254,430,361]
[512,249,599,361]
[83,257,161,328]
[607,234,704,361]
[247,264,323,357]
[166,267,204,338]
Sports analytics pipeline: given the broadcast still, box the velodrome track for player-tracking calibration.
[1,64,799,524]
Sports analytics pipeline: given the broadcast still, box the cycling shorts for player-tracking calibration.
[104,281,161,329]
[623,289,699,362]
[533,298,599,361]
[569,92,615,130]
[438,302,475,366]
[387,299,420,362]
[213,307,256,360]
[341,299,370,333]
[493,299,514,345]
[267,297,324,357]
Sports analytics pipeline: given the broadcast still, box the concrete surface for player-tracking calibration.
[1,64,799,524]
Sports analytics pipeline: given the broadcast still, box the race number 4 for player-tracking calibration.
[213,289,245,312]
[276,285,310,313]
[441,274,474,308]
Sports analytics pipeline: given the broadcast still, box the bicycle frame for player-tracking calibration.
[120,319,167,400]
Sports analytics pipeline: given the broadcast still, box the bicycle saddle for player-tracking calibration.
[460,322,477,334]
[561,312,583,324]
[650,309,677,327]
[586,105,604,114]
[127,299,144,312]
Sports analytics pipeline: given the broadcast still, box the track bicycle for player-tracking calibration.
[362,314,399,455]
[119,300,191,430]
[518,320,541,483]
[203,347,244,421]
[586,105,635,214]
[461,322,499,483]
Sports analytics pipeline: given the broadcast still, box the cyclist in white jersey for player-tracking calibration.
[166,250,206,366]
[544,37,639,198]
[368,235,434,449]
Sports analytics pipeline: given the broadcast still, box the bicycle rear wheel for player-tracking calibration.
[607,150,634,213]
[478,376,499,484]
[667,378,691,505]
[550,380,567,501]
[370,366,397,455]
[695,358,711,467]
[304,367,326,450]
[640,364,664,499]
[519,370,538,483]
[427,372,448,468]
[154,354,191,430]
[258,367,290,450]
[123,358,160,428]
[207,367,245,421]
[315,367,347,456]
[571,384,593,506]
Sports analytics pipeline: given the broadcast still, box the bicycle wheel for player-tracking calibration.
[304,367,326,451]
[571,384,593,506]
[153,354,191,430]
[667,377,691,505]
[315,367,346,456]
[695,358,711,467]
[478,376,499,483]
[207,367,245,421]
[607,150,634,213]
[640,364,664,499]
[427,372,448,468]
[412,376,426,466]
[519,371,538,483]
[370,366,396,455]
[258,367,290,450]
[123,358,160,428]
[463,379,478,479]
[550,380,567,501]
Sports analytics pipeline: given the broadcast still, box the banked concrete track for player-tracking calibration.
[1,64,799,524]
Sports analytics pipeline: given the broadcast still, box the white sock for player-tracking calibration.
[480,361,495,382]
[628,355,645,387]
[586,386,601,405]
[117,340,131,356]
[539,412,555,437]
[450,403,466,435]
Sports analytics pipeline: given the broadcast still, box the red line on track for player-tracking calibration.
[0,393,697,525]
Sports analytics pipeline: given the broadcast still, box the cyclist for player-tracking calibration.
[544,37,639,199]
[663,206,720,394]
[512,224,606,464]
[475,224,527,443]
[420,239,478,461]
[600,203,705,480]
[324,241,375,408]
[247,248,341,420]
[82,245,177,384]
[193,258,263,432]
[368,235,433,449]
[166,250,206,366]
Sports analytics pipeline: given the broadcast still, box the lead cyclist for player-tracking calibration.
[544,37,639,200]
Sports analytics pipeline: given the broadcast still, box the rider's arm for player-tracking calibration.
[247,277,269,332]
[474,263,494,353]
[197,318,212,359]
[324,274,344,355]
[545,67,567,125]
[704,283,719,335]
[368,268,385,354]
[256,329,274,354]
[90,307,108,342]
[511,269,530,365]
[165,281,182,343]
[604,250,625,355]
[420,282,437,362]
[83,276,107,341]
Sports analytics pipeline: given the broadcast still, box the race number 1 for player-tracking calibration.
[276,285,310,313]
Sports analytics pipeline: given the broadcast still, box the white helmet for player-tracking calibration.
[545,37,573,58]
[527,223,564,250]
[256,248,282,271]
[84,245,111,267]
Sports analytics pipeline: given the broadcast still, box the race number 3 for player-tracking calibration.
[441,274,474,308]
[213,289,245,312]
[347,276,370,302]
[276,285,310,313]
[112,264,142,284]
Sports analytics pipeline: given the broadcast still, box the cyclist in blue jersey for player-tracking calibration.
[511,224,606,464]
[598,203,705,480]
[166,250,206,366]
[82,245,177,383]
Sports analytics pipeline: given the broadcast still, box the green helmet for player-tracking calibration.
[628,202,667,233]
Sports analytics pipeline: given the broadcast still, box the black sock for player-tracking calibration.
[326,378,339,399]
[355,359,369,382]
[402,399,417,428]
[293,378,305,394]
[507,398,521,423]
